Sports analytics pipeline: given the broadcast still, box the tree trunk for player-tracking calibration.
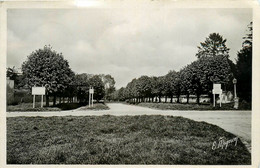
[208,92,213,103]
[176,95,180,103]
[59,97,61,104]
[196,94,200,104]
[46,94,49,107]
[159,96,161,103]
[170,96,173,103]
[53,94,56,106]
[186,93,190,104]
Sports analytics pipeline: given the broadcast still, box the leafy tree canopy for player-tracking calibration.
[196,33,230,58]
[22,45,74,94]
[88,75,105,101]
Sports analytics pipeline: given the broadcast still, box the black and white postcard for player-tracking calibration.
[1,0,260,167]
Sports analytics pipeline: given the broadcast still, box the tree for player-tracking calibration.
[187,55,232,104]
[155,76,165,103]
[150,76,159,102]
[117,87,125,101]
[21,45,74,106]
[100,74,116,101]
[73,73,90,103]
[242,22,252,47]
[88,75,105,102]
[179,66,193,103]
[196,33,230,58]
[136,76,152,102]
[236,22,252,102]
[6,66,25,89]
[6,67,18,81]
[165,70,179,103]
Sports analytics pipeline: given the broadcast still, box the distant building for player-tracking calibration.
[7,77,15,105]
[7,77,14,89]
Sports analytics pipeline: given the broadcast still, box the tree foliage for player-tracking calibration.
[196,33,230,58]
[112,33,234,105]
[21,45,74,106]
[236,22,252,102]
[100,74,116,101]
[88,75,105,102]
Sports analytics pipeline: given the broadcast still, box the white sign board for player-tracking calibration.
[32,87,46,95]
[212,84,222,94]
[89,88,94,94]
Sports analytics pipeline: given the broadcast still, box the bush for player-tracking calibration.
[55,103,86,110]
[7,85,16,105]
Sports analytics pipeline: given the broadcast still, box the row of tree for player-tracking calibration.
[112,22,252,104]
[112,54,233,104]
[7,45,116,106]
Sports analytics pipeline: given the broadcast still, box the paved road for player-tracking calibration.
[7,103,251,143]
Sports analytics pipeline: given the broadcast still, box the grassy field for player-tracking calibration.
[7,115,250,164]
[137,102,251,111]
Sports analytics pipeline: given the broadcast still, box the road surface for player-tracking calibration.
[7,103,251,149]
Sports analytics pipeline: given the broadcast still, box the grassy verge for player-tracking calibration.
[7,103,60,112]
[55,103,87,111]
[7,115,250,164]
[136,102,251,111]
[77,103,109,111]
[7,102,109,112]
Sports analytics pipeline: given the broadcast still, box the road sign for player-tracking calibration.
[89,88,94,94]
[89,87,94,107]
[32,87,45,108]
[32,87,46,95]
[212,84,222,107]
[213,84,222,94]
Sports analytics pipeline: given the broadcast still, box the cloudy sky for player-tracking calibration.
[7,8,252,88]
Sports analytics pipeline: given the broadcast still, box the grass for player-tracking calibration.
[7,103,60,112]
[7,115,251,164]
[77,103,109,111]
[136,102,251,111]
[7,102,109,112]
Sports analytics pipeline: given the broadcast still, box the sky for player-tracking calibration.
[7,8,252,89]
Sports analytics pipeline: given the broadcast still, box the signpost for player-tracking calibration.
[32,86,45,108]
[89,87,94,107]
[233,78,239,109]
[212,84,222,107]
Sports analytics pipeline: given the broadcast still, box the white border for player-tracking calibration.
[1,0,259,168]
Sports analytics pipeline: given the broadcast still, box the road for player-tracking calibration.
[7,103,251,146]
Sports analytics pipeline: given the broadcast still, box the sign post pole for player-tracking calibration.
[213,94,215,107]
[234,83,237,98]
[41,95,43,108]
[220,93,222,107]
[33,94,35,108]
[92,89,93,107]
[233,78,238,109]
[212,84,222,108]
[89,91,91,107]
[89,87,94,107]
